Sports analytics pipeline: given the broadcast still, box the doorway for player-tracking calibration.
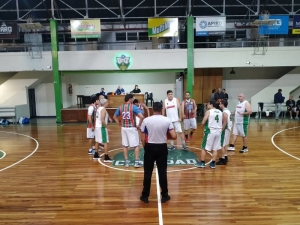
[28,88,36,118]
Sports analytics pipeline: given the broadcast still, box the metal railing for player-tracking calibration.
[0,39,300,53]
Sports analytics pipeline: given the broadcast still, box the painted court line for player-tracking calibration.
[271,126,300,161]
[0,150,6,159]
[156,166,163,225]
[0,131,39,172]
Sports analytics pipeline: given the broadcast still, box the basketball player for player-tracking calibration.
[133,99,150,141]
[98,94,112,151]
[162,90,187,150]
[87,95,99,155]
[113,94,144,168]
[93,99,112,162]
[133,99,150,126]
[228,93,252,153]
[181,91,197,142]
[195,100,225,169]
[217,100,231,165]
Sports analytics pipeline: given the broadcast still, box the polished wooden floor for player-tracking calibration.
[0,118,300,225]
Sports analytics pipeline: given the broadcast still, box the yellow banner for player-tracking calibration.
[148,18,178,37]
[292,29,300,34]
[71,19,101,38]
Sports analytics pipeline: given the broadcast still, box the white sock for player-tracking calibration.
[170,140,174,146]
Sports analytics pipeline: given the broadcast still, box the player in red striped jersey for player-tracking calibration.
[113,94,144,168]
[181,91,197,142]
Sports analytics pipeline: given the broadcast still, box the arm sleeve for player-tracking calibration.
[133,105,141,114]
[140,120,146,133]
[87,106,94,115]
[168,119,174,131]
[114,107,120,116]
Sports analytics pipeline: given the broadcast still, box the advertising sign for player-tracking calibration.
[0,22,19,39]
[196,17,226,36]
[148,18,178,37]
[292,15,300,34]
[70,19,101,38]
[258,15,289,35]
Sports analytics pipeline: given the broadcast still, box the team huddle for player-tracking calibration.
[86,91,251,169]
[196,93,252,169]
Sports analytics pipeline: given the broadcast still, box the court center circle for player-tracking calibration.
[97,145,212,173]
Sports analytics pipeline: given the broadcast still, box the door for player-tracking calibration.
[28,89,36,118]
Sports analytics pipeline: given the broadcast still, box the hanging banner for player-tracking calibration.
[258,15,289,35]
[0,22,19,39]
[70,19,101,38]
[148,18,178,37]
[292,15,300,34]
[196,17,226,36]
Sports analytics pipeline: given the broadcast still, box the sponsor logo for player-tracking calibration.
[167,105,175,109]
[273,19,282,26]
[199,20,223,29]
[0,22,13,34]
[112,148,199,167]
[116,54,130,71]
[152,21,170,35]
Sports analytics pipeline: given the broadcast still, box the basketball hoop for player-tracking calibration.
[18,14,43,59]
[260,10,270,21]
[251,10,275,55]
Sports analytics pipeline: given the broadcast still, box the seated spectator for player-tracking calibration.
[99,88,106,97]
[132,85,141,94]
[286,96,299,119]
[115,85,125,95]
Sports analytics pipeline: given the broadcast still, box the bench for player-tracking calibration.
[256,102,286,120]
[0,107,16,124]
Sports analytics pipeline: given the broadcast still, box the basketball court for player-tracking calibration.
[0,118,300,224]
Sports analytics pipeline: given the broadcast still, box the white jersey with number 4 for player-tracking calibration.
[223,108,232,131]
[164,98,179,122]
[204,108,222,133]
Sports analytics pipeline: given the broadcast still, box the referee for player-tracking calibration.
[140,102,177,203]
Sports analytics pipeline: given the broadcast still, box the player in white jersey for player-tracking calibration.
[162,90,187,150]
[195,100,226,169]
[93,99,113,162]
[217,100,231,165]
[87,95,99,155]
[228,93,252,153]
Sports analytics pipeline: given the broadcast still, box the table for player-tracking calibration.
[107,94,144,108]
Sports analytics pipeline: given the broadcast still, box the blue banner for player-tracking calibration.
[292,15,300,34]
[258,15,289,35]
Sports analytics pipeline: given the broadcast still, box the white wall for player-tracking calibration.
[35,83,55,116]
[195,47,300,68]
[58,49,187,71]
[0,52,52,72]
[223,79,276,112]
[62,72,177,107]
[1,47,300,72]
[0,72,48,106]
[251,67,300,112]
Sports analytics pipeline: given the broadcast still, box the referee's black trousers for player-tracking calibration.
[142,143,168,198]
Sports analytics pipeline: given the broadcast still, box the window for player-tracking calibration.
[116,32,126,41]
[138,32,149,41]
[127,32,138,41]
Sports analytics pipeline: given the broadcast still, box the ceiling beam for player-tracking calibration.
[118,0,126,27]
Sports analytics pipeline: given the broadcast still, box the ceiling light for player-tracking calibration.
[230,68,236,75]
